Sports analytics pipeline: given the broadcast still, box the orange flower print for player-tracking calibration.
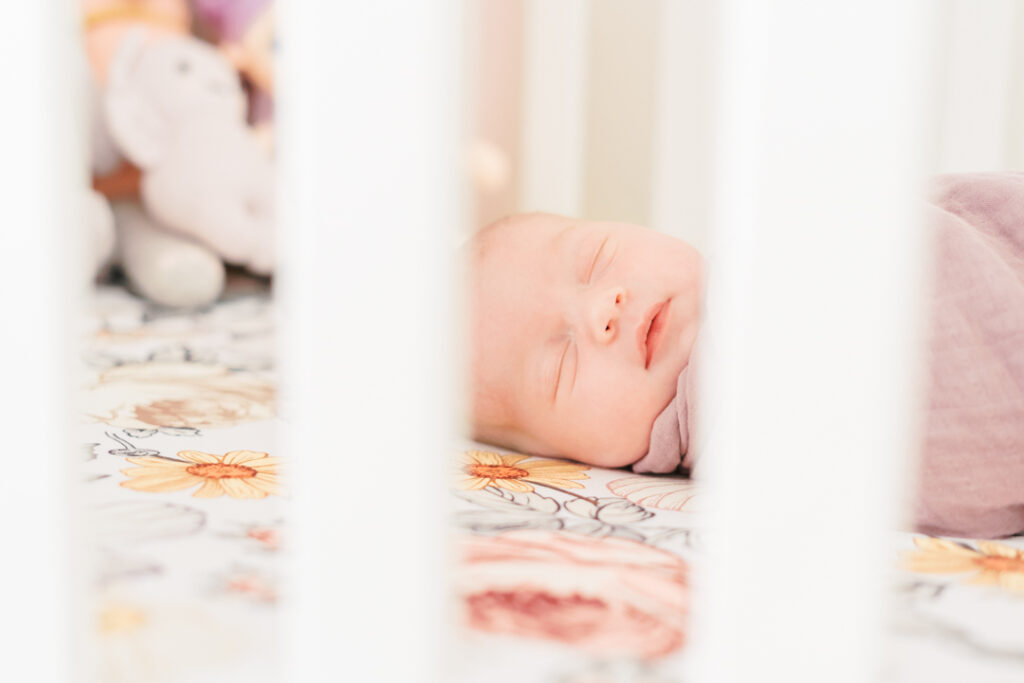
[458,450,589,493]
[120,450,281,499]
[903,536,1024,594]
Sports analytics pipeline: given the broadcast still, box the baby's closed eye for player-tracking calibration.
[583,235,617,284]
[554,339,578,401]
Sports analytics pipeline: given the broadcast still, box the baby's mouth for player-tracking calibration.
[640,300,672,369]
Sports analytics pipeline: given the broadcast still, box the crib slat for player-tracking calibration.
[277,2,462,681]
[689,2,932,682]
[0,1,85,681]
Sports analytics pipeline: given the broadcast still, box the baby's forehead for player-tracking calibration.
[477,212,570,255]
[472,216,575,318]
[474,215,608,296]
[470,216,572,419]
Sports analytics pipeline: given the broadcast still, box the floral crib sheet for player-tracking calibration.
[450,446,1024,683]
[81,285,282,683]
[80,285,1024,683]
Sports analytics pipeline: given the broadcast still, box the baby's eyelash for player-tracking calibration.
[586,236,610,283]
[554,341,579,401]
[553,340,570,401]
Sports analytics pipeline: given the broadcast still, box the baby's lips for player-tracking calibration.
[639,299,671,369]
[637,301,661,366]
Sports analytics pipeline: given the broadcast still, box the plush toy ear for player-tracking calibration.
[104,30,168,169]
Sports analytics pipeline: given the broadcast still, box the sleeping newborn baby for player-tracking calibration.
[469,212,704,469]
[470,173,1024,539]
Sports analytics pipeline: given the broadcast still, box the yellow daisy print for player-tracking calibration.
[120,450,281,499]
[458,450,589,493]
[97,603,147,636]
[903,536,1024,594]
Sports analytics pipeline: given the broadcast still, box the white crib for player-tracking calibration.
[5,1,1023,681]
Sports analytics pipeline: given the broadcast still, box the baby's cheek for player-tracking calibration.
[563,368,665,466]
[579,400,655,467]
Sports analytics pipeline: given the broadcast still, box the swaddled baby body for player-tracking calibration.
[469,173,1024,539]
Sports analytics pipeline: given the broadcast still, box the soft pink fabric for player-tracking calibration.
[632,357,698,475]
[634,173,1024,538]
[916,173,1024,537]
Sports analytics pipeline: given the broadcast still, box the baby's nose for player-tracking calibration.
[590,287,627,343]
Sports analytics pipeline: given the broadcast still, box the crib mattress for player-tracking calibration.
[81,285,1024,682]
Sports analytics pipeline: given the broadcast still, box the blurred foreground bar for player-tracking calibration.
[0,1,85,681]
[691,2,932,682]
[278,2,463,682]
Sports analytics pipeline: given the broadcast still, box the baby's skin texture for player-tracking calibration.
[469,213,704,468]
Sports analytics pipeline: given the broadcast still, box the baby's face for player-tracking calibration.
[470,213,703,467]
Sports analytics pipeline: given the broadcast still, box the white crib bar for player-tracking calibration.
[0,2,85,681]
[686,2,932,682]
[277,2,462,681]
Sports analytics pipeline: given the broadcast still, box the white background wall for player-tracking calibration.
[475,0,1024,242]
[932,0,1024,172]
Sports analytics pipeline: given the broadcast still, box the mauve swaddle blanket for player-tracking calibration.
[632,173,1024,538]
[632,361,698,476]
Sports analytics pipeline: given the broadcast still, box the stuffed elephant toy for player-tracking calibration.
[105,32,275,276]
[83,45,225,307]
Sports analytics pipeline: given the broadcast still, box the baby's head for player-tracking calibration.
[468,212,703,468]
